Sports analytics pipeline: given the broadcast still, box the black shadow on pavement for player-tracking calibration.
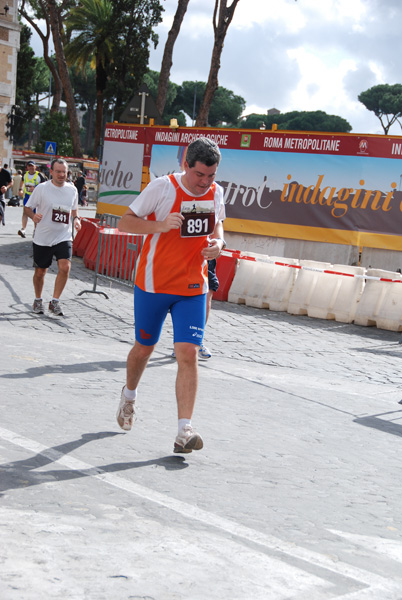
[0,274,24,304]
[0,359,126,378]
[352,346,402,359]
[0,432,188,495]
[354,411,402,438]
[0,240,32,267]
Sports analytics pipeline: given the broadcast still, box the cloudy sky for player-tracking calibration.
[29,0,402,135]
[147,0,402,134]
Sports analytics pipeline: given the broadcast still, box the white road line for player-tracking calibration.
[0,426,400,598]
[330,530,402,563]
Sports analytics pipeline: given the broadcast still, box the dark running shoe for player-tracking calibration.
[32,299,44,314]
[48,300,64,316]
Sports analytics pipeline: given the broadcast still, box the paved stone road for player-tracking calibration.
[1,207,402,599]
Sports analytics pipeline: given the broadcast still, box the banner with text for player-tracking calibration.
[99,124,402,249]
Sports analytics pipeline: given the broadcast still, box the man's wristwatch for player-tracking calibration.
[216,238,227,252]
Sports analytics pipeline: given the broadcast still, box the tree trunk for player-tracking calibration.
[93,57,108,158]
[43,56,62,114]
[46,0,82,157]
[156,0,190,116]
[195,0,241,127]
[85,106,94,155]
[94,89,104,158]
[19,1,62,112]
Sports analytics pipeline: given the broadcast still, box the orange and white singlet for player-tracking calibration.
[131,173,225,296]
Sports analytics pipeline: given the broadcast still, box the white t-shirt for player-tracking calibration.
[26,180,78,246]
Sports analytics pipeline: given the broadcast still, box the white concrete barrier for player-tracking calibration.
[306,264,365,322]
[227,252,264,305]
[354,269,402,331]
[244,257,299,311]
[287,260,332,316]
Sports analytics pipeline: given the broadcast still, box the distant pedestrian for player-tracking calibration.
[24,158,81,317]
[11,170,22,197]
[3,164,13,200]
[74,171,86,198]
[18,161,46,238]
[0,162,12,226]
[79,184,88,206]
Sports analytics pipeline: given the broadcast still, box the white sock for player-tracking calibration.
[35,298,42,301]
[124,386,137,401]
[51,298,59,303]
[178,418,191,433]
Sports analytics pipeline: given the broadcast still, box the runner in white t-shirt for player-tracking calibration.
[24,158,81,317]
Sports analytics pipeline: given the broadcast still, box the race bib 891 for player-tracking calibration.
[180,200,215,238]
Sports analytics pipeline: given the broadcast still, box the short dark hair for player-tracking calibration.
[51,158,68,169]
[186,137,221,168]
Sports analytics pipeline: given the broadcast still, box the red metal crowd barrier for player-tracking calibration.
[78,227,143,298]
[72,217,99,257]
[213,252,238,301]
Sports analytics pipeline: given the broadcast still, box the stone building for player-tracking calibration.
[0,1,20,167]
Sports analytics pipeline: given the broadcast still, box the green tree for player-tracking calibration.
[206,86,246,126]
[143,70,186,125]
[19,0,64,112]
[65,0,163,153]
[105,0,163,120]
[44,0,83,156]
[70,65,97,155]
[174,81,246,126]
[64,0,114,155]
[173,80,206,124]
[358,84,402,134]
[14,24,49,147]
[144,72,246,127]
[240,110,352,133]
[35,111,73,156]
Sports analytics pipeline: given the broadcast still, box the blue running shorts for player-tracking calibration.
[134,285,207,347]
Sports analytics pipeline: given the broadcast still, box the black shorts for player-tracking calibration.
[207,259,219,292]
[33,240,72,269]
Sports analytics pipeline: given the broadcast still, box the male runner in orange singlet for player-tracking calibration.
[117,137,226,453]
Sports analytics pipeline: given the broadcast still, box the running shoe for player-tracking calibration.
[171,345,211,360]
[198,344,212,359]
[48,300,64,316]
[116,387,136,431]
[32,299,44,314]
[174,424,203,453]
[18,229,26,238]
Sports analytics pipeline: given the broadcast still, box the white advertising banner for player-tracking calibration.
[98,138,144,214]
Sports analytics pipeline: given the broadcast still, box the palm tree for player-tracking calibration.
[64,0,114,156]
